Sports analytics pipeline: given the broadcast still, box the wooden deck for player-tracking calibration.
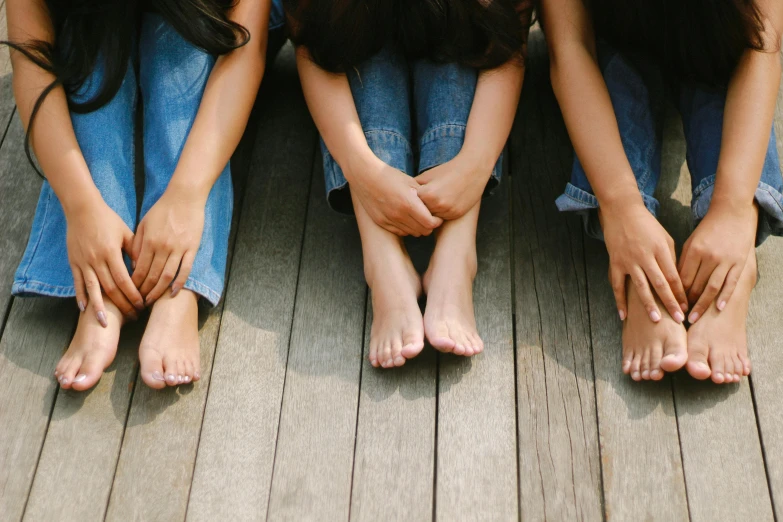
[2,25,783,521]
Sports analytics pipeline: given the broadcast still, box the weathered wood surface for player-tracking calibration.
[511,30,604,522]
[186,47,317,521]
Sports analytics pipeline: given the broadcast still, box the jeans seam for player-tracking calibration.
[364,129,412,144]
[420,124,467,146]
[19,188,53,284]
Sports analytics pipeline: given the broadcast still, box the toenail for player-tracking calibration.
[184,376,191,383]
[166,374,176,383]
[178,375,184,383]
[61,378,69,385]
[650,310,661,322]
[74,374,87,383]
[688,312,699,323]
[698,362,709,370]
[152,371,165,381]
[194,372,201,379]
[651,370,660,377]
[394,357,404,365]
[632,371,640,380]
[622,361,631,372]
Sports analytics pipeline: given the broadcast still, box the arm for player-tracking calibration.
[541,0,688,323]
[7,0,143,321]
[131,0,272,303]
[295,47,441,236]
[416,58,524,219]
[679,0,783,321]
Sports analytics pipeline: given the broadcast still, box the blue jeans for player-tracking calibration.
[556,40,783,245]
[321,45,503,213]
[13,7,286,306]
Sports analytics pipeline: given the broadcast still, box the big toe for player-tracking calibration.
[660,338,688,373]
[427,323,456,353]
[400,329,425,360]
[686,342,711,380]
[70,353,107,391]
[140,348,167,390]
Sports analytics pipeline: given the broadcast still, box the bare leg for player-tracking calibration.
[138,288,201,388]
[354,196,425,368]
[423,202,483,356]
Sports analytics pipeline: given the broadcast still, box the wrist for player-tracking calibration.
[61,186,103,220]
[457,147,499,175]
[166,175,210,205]
[342,146,382,183]
[597,187,646,216]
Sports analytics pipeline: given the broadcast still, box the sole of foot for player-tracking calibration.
[54,297,124,391]
[138,288,201,389]
[622,283,688,382]
[422,249,483,358]
[686,251,755,384]
[366,243,425,369]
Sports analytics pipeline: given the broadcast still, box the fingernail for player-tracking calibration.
[650,310,661,322]
[135,300,145,310]
[152,371,165,381]
[618,309,626,321]
[689,312,699,323]
[680,302,689,312]
[78,301,86,312]
[132,260,136,270]
[97,311,108,327]
[673,311,684,323]
[718,300,726,311]
[170,284,180,298]
[74,374,87,383]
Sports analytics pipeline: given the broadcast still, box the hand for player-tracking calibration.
[601,203,688,323]
[348,157,442,236]
[66,201,143,325]
[131,188,205,305]
[678,201,756,323]
[415,153,492,220]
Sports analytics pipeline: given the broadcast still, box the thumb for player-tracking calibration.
[130,223,143,262]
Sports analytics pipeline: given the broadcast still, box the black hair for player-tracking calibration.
[285,0,533,73]
[590,0,771,86]
[4,0,250,177]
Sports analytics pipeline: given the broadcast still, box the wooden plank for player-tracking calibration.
[0,298,75,521]
[434,179,517,519]
[659,108,773,521]
[721,59,783,519]
[510,30,603,521]
[264,161,366,520]
[186,49,320,521]
[349,307,437,521]
[0,2,19,134]
[103,48,314,521]
[23,323,140,521]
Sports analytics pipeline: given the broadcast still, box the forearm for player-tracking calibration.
[711,49,781,210]
[296,47,375,179]
[550,44,643,210]
[461,59,524,172]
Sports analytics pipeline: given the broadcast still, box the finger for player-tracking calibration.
[122,224,135,256]
[171,251,195,298]
[408,188,443,230]
[109,252,144,310]
[97,263,137,318]
[716,265,742,312]
[84,268,108,328]
[415,170,435,185]
[678,245,700,293]
[644,260,685,322]
[71,265,88,313]
[609,265,627,321]
[687,260,717,305]
[689,264,730,324]
[631,267,661,322]
[382,223,407,237]
[657,249,688,312]
[140,253,168,298]
[131,223,144,270]
[132,238,154,288]
[402,212,429,237]
[146,254,181,305]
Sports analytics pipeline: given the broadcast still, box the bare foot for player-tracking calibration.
[55,296,124,391]
[686,250,755,384]
[138,288,201,389]
[622,283,688,381]
[422,205,483,357]
[365,241,425,369]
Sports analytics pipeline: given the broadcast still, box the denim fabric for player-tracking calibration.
[556,40,783,245]
[321,45,503,214]
[13,6,286,305]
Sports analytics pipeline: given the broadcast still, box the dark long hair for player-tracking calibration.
[4,0,250,177]
[590,0,771,86]
[285,0,533,73]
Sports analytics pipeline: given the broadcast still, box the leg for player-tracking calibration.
[321,44,415,213]
[677,85,783,382]
[422,202,483,355]
[11,56,139,390]
[555,41,688,380]
[136,13,223,387]
[354,194,425,369]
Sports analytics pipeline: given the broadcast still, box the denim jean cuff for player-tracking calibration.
[419,124,502,195]
[323,130,415,215]
[692,175,783,246]
[555,182,660,241]
[13,276,222,307]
